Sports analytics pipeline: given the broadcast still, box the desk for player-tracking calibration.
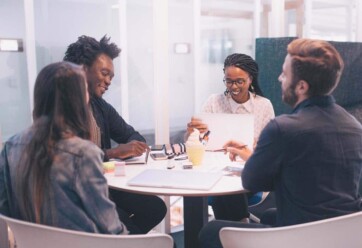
[105,152,246,248]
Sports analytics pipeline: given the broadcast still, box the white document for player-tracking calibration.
[127,169,223,191]
[197,113,254,151]
[121,150,149,165]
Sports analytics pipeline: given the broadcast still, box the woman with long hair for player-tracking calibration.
[0,61,126,234]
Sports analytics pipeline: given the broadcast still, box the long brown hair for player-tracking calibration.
[16,61,91,223]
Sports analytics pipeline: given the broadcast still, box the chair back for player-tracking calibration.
[220,211,362,248]
[0,214,173,248]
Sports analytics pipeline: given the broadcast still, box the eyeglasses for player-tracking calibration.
[223,77,249,87]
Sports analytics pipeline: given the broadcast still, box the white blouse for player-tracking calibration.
[201,92,275,141]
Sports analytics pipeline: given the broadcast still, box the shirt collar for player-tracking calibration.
[292,95,336,114]
[228,92,254,113]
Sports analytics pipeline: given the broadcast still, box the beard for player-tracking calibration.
[282,82,298,107]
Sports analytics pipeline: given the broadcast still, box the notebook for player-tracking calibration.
[121,150,149,165]
[196,113,254,151]
[127,169,223,191]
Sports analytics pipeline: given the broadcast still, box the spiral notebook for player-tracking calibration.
[127,169,223,191]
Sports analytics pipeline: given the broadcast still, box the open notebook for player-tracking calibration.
[120,150,149,165]
[196,113,254,151]
[127,169,223,191]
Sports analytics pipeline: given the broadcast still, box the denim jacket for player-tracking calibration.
[0,126,127,234]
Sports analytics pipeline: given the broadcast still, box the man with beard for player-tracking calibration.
[199,38,362,248]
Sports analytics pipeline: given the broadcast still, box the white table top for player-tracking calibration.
[105,152,247,196]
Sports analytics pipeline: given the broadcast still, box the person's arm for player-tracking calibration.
[223,140,252,161]
[185,117,209,141]
[76,145,127,234]
[184,95,218,140]
[107,103,145,143]
[0,144,10,215]
[105,102,148,159]
[242,119,284,192]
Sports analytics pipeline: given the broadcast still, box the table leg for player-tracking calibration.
[183,196,208,248]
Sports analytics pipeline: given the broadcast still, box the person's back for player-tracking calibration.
[242,38,362,226]
[270,96,362,226]
[2,126,124,234]
[199,38,362,248]
[0,62,126,234]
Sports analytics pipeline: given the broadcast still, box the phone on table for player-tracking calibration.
[150,153,168,160]
[151,144,165,151]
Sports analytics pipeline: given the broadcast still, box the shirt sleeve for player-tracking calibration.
[106,102,146,144]
[75,145,128,234]
[0,144,10,215]
[201,95,216,113]
[242,119,283,192]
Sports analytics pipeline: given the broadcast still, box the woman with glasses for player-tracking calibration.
[187,53,274,143]
[186,53,275,222]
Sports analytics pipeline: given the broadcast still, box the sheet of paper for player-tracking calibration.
[121,150,149,165]
[196,113,254,151]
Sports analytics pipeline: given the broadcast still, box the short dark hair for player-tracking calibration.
[63,35,121,67]
[287,38,344,97]
[223,53,264,96]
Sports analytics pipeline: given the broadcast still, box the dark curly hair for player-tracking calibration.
[223,53,264,97]
[63,35,121,66]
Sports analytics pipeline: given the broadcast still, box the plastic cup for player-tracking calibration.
[186,145,205,166]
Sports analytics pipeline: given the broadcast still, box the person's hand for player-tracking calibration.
[186,117,209,136]
[106,140,149,159]
[223,140,252,161]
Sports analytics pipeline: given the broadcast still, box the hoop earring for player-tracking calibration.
[250,85,255,92]
[224,89,229,96]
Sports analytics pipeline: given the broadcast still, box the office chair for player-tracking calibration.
[220,211,362,248]
[248,191,275,223]
[0,214,174,248]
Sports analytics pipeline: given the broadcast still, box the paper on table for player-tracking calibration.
[122,150,149,165]
[127,169,223,191]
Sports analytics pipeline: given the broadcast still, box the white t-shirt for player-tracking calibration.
[201,92,275,141]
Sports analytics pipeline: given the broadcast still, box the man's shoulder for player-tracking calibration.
[91,96,113,109]
[91,97,119,118]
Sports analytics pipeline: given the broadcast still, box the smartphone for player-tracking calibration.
[151,144,165,151]
[150,153,168,160]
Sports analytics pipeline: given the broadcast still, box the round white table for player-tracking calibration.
[105,152,247,248]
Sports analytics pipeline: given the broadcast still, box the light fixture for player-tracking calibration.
[174,43,190,54]
[0,39,23,52]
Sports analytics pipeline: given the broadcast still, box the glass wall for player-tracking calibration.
[32,0,124,116]
[0,0,360,146]
[0,0,31,142]
[197,0,254,112]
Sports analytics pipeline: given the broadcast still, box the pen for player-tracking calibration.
[213,145,248,152]
[201,130,211,145]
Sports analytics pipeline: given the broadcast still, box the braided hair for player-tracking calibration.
[63,35,121,66]
[223,53,264,97]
